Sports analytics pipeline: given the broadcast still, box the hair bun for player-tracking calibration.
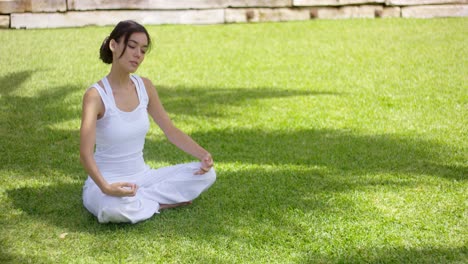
[99,36,113,64]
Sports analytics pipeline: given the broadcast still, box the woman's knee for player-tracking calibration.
[98,206,131,223]
[97,197,135,223]
[205,168,216,185]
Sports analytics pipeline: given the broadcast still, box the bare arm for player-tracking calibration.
[80,88,137,196]
[143,78,213,173]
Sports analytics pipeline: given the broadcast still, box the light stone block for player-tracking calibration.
[379,6,401,17]
[340,0,384,4]
[0,0,25,14]
[226,0,292,7]
[0,14,9,27]
[224,8,247,22]
[294,0,384,6]
[226,7,309,23]
[11,9,225,29]
[28,0,66,12]
[317,5,382,18]
[67,0,292,11]
[68,0,226,10]
[386,0,467,6]
[294,0,343,6]
[278,7,311,20]
[402,4,467,18]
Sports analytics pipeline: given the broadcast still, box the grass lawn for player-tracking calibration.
[0,18,467,263]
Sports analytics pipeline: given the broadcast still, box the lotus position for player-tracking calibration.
[80,20,216,223]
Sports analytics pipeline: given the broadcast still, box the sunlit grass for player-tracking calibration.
[0,18,467,263]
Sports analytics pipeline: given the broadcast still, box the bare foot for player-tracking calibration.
[159,201,192,210]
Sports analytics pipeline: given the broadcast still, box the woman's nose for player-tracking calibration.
[135,49,141,58]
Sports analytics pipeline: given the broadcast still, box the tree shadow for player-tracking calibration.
[0,70,35,96]
[2,75,465,262]
[0,79,336,179]
[145,128,466,181]
[156,84,340,117]
[4,182,122,232]
[0,238,52,264]
[305,246,468,263]
[6,165,464,262]
[1,78,344,229]
[0,83,83,179]
[3,164,402,234]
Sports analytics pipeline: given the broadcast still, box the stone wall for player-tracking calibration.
[0,0,467,29]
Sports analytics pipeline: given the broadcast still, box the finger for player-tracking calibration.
[194,169,205,175]
[120,182,135,188]
[201,159,212,167]
[204,157,213,166]
[121,182,138,190]
[128,184,138,195]
[121,187,137,196]
[118,183,138,195]
[201,166,211,173]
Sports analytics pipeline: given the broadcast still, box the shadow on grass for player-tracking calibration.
[2,71,466,262]
[5,182,106,230]
[0,83,82,179]
[145,128,467,181]
[0,70,35,96]
[5,166,467,262]
[157,85,339,117]
[306,246,468,263]
[0,238,55,264]
[0,75,334,179]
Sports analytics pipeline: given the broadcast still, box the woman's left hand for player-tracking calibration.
[195,153,214,175]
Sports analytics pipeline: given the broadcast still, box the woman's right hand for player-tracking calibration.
[103,182,138,197]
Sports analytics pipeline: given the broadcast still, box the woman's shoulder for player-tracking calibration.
[83,82,104,102]
[133,75,156,94]
[84,80,106,94]
[84,85,98,96]
[133,75,153,88]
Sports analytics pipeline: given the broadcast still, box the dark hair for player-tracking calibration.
[99,20,151,64]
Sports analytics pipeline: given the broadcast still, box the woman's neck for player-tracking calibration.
[107,65,131,91]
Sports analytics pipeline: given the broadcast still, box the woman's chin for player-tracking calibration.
[127,66,138,73]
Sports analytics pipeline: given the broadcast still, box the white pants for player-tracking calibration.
[83,162,216,224]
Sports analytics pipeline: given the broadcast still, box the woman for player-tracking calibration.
[80,20,216,224]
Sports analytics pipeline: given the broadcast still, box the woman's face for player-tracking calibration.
[112,32,148,73]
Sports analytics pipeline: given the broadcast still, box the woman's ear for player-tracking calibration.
[109,39,117,52]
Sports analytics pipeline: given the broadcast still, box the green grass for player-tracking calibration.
[0,18,467,263]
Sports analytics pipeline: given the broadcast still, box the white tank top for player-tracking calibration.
[91,75,150,180]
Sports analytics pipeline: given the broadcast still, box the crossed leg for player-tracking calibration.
[159,201,192,210]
